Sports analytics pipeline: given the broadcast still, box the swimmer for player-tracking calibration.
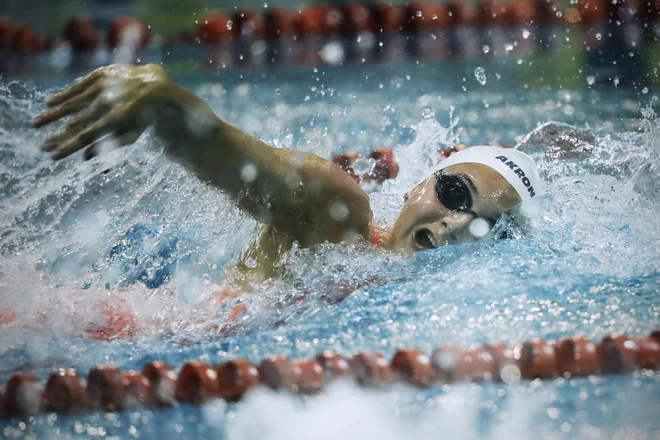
[32,64,541,296]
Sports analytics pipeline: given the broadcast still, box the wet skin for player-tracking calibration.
[387,163,522,255]
[32,64,522,287]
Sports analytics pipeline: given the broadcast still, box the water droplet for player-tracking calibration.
[226,20,233,30]
[522,29,531,39]
[275,88,281,95]
[240,163,258,183]
[596,33,602,40]
[586,75,595,85]
[547,407,561,419]
[469,218,490,238]
[421,108,435,119]
[416,10,423,17]
[390,77,403,89]
[319,41,345,65]
[642,87,649,94]
[482,45,490,54]
[474,67,487,85]
[329,200,349,221]
[500,365,521,384]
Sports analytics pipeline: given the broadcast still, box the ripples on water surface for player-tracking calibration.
[0,62,659,439]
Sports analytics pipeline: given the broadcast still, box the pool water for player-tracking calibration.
[1,56,659,439]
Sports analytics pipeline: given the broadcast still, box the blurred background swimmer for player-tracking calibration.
[32,63,541,298]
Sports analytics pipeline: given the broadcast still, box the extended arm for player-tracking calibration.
[33,64,372,247]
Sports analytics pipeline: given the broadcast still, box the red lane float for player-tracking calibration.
[316,351,352,378]
[576,0,607,24]
[264,8,295,40]
[2,0,660,59]
[448,2,479,27]
[175,361,219,404]
[9,25,39,53]
[0,383,5,418]
[258,356,298,391]
[403,1,450,34]
[483,341,517,381]
[331,147,400,185]
[515,338,558,379]
[216,359,260,400]
[0,18,15,51]
[454,347,497,381]
[554,337,599,377]
[293,359,324,393]
[507,0,538,26]
[391,348,437,386]
[371,3,404,33]
[1,329,660,420]
[293,7,324,38]
[199,12,232,44]
[341,3,374,37]
[368,148,400,183]
[232,8,264,39]
[87,365,125,411]
[63,17,99,52]
[142,361,177,405]
[535,0,564,25]
[4,373,42,418]
[43,369,87,414]
[350,351,393,386]
[121,371,153,408]
[636,337,660,369]
[598,335,639,374]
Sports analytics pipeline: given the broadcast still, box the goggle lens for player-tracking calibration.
[434,172,473,213]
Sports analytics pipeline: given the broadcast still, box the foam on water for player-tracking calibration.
[0,69,659,438]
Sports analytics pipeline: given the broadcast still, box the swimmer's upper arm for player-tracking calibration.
[155,83,373,247]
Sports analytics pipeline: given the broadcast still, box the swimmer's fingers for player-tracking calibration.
[41,107,106,152]
[46,69,103,107]
[50,115,123,160]
[83,129,142,161]
[33,83,103,128]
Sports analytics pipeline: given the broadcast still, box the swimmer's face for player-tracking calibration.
[387,163,522,255]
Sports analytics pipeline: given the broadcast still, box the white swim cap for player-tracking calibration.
[436,146,541,202]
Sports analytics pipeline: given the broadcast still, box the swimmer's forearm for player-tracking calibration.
[155,83,372,246]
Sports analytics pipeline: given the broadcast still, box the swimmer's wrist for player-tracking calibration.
[154,82,222,144]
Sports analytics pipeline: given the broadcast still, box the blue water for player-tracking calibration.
[1,58,659,439]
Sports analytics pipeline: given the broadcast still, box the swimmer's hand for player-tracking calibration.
[33,64,173,160]
[33,64,372,249]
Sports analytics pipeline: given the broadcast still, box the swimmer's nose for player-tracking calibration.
[436,212,473,244]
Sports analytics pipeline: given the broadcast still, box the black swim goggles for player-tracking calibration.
[433,170,511,238]
[433,170,477,217]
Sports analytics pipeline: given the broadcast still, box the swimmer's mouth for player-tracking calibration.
[413,228,437,251]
